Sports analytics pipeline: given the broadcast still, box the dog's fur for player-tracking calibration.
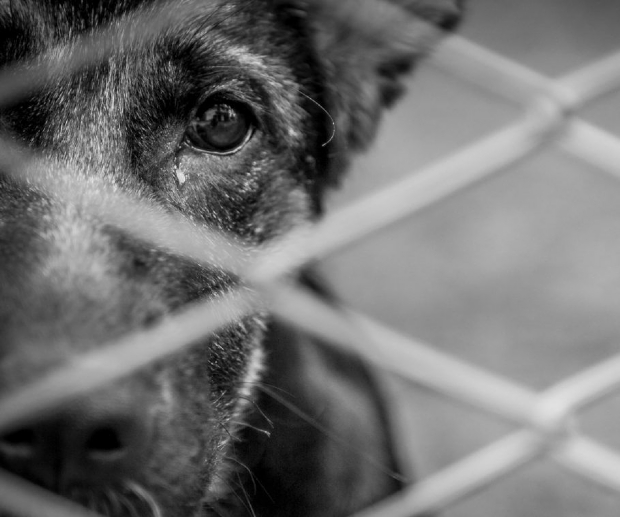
[0,1,460,516]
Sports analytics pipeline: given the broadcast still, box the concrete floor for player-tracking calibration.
[324,1,620,515]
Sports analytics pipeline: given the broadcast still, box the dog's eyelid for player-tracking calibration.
[186,85,260,122]
[182,95,257,156]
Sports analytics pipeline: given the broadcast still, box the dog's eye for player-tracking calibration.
[185,99,254,155]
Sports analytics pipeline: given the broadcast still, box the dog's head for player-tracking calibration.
[0,1,460,516]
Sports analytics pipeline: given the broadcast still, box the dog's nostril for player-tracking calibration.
[0,428,37,452]
[1,430,34,449]
[84,427,126,457]
[2,428,36,446]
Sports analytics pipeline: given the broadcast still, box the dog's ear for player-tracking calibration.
[292,0,462,179]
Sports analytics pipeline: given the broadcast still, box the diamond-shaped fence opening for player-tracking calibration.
[1,2,620,517]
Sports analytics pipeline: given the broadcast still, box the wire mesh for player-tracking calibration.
[1,2,620,517]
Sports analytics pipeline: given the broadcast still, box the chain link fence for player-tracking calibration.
[1,2,620,516]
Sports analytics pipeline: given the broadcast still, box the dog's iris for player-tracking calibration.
[185,100,254,155]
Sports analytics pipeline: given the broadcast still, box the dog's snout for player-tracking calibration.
[0,392,152,491]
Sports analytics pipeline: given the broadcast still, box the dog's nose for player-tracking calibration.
[0,391,152,491]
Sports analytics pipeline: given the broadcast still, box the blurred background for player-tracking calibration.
[323,0,620,515]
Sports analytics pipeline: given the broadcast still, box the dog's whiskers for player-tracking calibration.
[65,481,162,517]
[228,420,271,437]
[257,384,410,484]
[236,395,274,429]
[299,90,336,147]
[123,481,162,517]
[224,455,259,496]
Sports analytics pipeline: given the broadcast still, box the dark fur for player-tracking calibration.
[0,1,460,516]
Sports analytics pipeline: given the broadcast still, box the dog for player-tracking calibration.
[0,1,461,516]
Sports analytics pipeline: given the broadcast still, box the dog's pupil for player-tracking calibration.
[188,102,250,153]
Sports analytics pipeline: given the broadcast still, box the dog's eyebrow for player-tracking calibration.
[0,0,41,68]
[0,0,27,21]
[0,0,13,24]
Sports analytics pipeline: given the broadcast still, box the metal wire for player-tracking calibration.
[2,4,620,517]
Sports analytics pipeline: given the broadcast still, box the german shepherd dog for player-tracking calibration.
[0,1,460,516]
